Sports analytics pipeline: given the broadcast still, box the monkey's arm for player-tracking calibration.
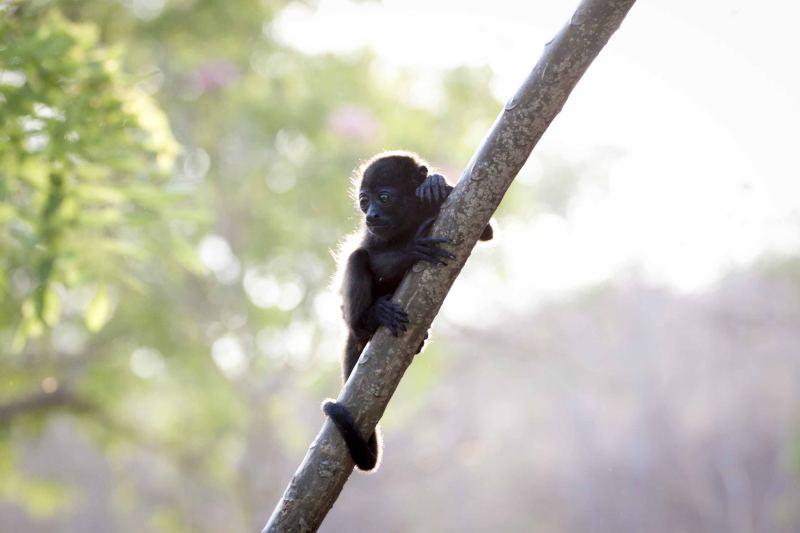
[341,249,376,339]
[371,221,456,283]
[342,249,408,339]
[417,175,492,240]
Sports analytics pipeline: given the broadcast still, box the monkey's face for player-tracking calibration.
[357,154,428,241]
[358,183,417,241]
[359,185,401,238]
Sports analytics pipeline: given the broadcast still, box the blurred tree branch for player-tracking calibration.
[0,341,109,424]
[263,0,637,531]
[0,387,88,423]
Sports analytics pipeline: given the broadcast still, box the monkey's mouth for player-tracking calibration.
[366,222,392,237]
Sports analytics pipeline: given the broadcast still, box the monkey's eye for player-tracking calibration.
[377,192,391,204]
[358,196,369,212]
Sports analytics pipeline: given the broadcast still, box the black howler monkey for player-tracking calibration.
[322,151,492,472]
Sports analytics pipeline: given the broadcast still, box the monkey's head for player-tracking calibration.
[356,152,429,241]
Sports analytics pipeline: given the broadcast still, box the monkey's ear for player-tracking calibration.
[418,165,428,176]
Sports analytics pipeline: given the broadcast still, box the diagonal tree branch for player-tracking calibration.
[263,1,637,530]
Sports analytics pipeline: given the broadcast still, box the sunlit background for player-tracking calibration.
[2,0,800,531]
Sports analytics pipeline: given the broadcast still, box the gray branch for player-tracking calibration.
[263,0,637,530]
[0,387,81,423]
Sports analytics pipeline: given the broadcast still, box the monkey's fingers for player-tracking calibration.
[377,313,402,336]
[433,176,447,204]
[416,174,446,204]
[377,300,409,336]
[416,218,436,237]
[377,298,407,317]
[390,309,409,336]
[385,315,408,336]
[415,182,433,203]
[428,174,444,204]
[391,310,409,326]
[412,248,441,264]
[416,183,431,203]
[418,236,451,245]
[416,241,455,258]
[413,248,454,266]
[423,244,455,260]
[383,304,409,323]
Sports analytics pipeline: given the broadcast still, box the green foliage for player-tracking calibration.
[0,0,501,529]
[0,7,177,351]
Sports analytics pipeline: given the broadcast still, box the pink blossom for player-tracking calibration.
[327,104,379,141]
[190,60,239,92]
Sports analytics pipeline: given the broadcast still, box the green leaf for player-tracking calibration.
[73,183,126,204]
[42,284,62,327]
[85,283,112,332]
[172,236,206,275]
[19,159,49,188]
[0,204,16,223]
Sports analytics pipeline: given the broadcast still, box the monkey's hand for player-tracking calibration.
[416,173,451,205]
[408,219,455,266]
[373,295,409,337]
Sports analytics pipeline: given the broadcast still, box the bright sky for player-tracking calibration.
[274,0,800,316]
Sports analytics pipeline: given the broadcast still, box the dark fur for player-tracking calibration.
[324,151,492,472]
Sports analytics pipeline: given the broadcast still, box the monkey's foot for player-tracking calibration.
[375,296,409,336]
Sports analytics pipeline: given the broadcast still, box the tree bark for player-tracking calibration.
[263,0,637,530]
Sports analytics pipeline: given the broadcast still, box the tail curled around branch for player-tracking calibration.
[322,399,381,472]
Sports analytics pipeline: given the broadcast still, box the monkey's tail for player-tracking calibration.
[322,399,381,472]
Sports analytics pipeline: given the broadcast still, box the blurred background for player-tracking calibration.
[2,0,800,531]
